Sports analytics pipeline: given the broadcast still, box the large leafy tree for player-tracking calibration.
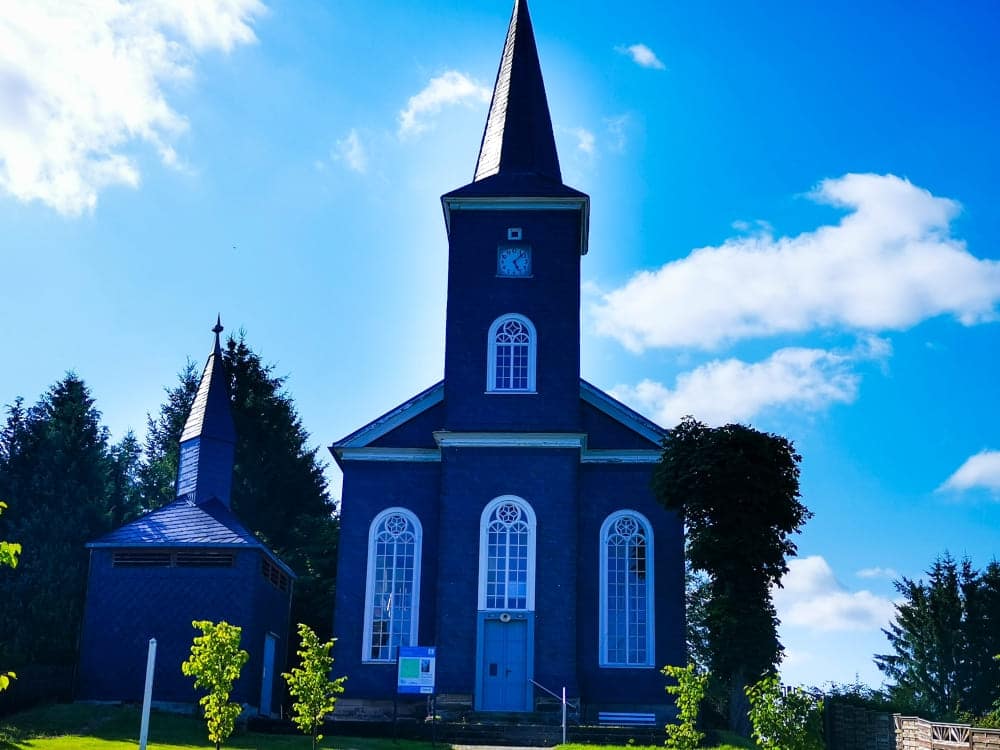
[144,334,338,641]
[654,416,810,731]
[875,554,1000,718]
[0,375,121,667]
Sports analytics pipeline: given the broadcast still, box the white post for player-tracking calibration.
[139,638,156,750]
[561,686,567,745]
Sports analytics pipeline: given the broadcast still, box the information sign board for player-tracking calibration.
[397,646,436,694]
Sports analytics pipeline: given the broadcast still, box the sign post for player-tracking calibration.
[138,638,156,750]
[397,646,437,744]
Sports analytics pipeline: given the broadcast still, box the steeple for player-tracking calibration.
[474,0,561,184]
[176,316,237,508]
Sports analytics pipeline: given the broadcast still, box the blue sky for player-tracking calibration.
[2,0,999,689]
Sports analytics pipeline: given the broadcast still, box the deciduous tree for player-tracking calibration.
[654,416,810,732]
[181,620,249,750]
[283,623,347,750]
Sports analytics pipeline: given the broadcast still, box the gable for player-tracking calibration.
[370,400,445,449]
[579,380,665,450]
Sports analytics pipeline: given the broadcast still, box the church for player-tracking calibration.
[330,0,685,718]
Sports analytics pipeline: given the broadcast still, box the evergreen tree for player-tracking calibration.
[876,554,1000,718]
[0,374,116,667]
[139,361,199,510]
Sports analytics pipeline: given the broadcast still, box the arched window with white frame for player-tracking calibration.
[600,510,655,667]
[486,314,537,393]
[478,496,536,610]
[363,508,422,662]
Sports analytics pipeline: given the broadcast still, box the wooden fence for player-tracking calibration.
[895,715,1000,750]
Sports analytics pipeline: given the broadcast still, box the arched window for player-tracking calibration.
[478,496,536,610]
[487,314,537,393]
[600,510,655,667]
[363,508,422,662]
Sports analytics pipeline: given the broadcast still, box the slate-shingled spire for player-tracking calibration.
[474,0,561,183]
[176,316,237,508]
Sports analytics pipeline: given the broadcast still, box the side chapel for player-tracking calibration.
[330,0,685,717]
[78,321,295,715]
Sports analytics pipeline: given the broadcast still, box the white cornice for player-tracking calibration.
[441,195,591,255]
[336,448,441,462]
[581,449,661,464]
[433,431,587,448]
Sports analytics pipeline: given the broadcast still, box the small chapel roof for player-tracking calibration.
[445,0,585,200]
[88,496,257,547]
[179,316,236,445]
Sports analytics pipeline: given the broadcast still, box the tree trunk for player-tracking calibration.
[728,672,752,737]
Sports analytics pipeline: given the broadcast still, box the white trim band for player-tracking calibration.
[433,431,587,448]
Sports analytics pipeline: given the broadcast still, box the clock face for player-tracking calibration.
[497,245,532,277]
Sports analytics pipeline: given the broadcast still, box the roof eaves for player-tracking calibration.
[579,378,667,445]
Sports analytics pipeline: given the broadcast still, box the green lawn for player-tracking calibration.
[1,704,756,750]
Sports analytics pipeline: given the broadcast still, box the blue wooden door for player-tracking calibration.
[260,633,277,716]
[481,619,529,711]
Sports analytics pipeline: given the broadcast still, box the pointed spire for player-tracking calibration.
[176,317,237,507]
[473,0,561,183]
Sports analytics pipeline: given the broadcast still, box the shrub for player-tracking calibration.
[746,673,823,750]
[663,662,708,750]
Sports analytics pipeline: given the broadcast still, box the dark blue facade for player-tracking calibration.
[329,0,685,718]
[78,547,291,710]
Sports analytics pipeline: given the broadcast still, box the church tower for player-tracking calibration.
[331,0,684,720]
[441,0,589,432]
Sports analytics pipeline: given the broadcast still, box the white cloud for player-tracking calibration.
[594,174,1000,352]
[610,337,888,426]
[398,71,490,137]
[570,127,595,155]
[616,43,666,70]
[856,566,900,580]
[939,450,1000,494]
[333,129,367,174]
[0,0,265,216]
[773,556,896,632]
[605,114,629,153]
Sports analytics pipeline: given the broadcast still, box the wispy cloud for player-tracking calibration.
[939,450,1000,494]
[333,129,368,174]
[593,174,1000,352]
[857,566,900,580]
[0,0,265,216]
[616,43,666,70]
[610,336,889,426]
[773,556,896,632]
[570,127,595,155]
[398,71,490,137]
[605,114,630,153]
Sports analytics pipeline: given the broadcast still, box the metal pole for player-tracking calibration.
[561,686,566,745]
[139,638,157,750]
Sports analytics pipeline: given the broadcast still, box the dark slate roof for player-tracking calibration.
[89,496,257,547]
[447,0,583,199]
[179,319,236,445]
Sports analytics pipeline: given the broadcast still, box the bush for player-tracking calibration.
[746,674,823,750]
[663,663,708,750]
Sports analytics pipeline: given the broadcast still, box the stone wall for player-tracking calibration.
[826,701,894,750]
[894,715,1000,750]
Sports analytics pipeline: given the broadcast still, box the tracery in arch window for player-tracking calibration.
[487,314,536,392]
[363,508,421,662]
[480,497,536,610]
[601,511,654,667]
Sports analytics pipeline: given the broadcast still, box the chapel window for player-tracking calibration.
[363,508,422,662]
[479,496,536,611]
[600,511,655,667]
[487,314,537,393]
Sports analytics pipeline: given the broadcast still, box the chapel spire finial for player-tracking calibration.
[213,314,224,336]
[473,0,561,184]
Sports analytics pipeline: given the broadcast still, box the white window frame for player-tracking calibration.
[478,495,537,611]
[486,314,537,393]
[599,509,655,667]
[362,507,422,663]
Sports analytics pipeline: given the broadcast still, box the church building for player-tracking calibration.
[78,321,295,715]
[330,0,685,717]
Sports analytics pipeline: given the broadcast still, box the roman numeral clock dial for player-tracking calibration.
[497,245,532,277]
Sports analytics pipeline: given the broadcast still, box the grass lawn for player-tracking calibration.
[1,704,757,750]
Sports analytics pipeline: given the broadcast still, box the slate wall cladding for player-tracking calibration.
[78,548,289,707]
[581,401,661,450]
[369,401,445,449]
[576,463,685,706]
[443,210,582,432]
[436,446,580,695]
[333,460,442,697]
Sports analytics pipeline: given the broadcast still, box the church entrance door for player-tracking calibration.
[478,615,531,711]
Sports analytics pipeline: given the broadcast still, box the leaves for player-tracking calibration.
[663,663,708,750]
[282,623,346,750]
[181,620,249,750]
[746,673,823,750]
